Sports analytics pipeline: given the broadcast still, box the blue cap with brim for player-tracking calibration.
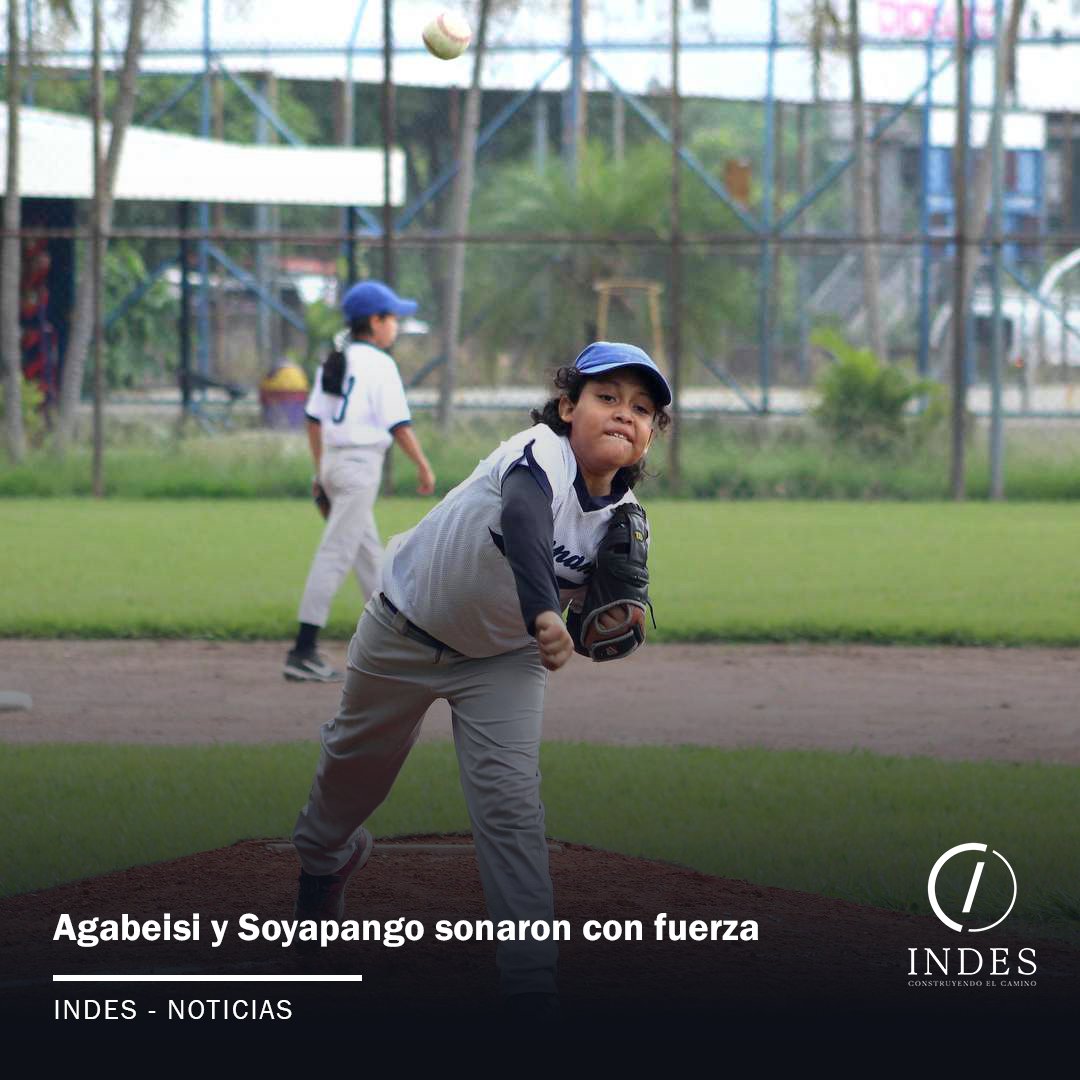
[572,341,672,409]
[342,280,419,320]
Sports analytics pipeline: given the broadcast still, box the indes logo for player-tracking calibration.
[907,844,1036,989]
[927,843,1017,933]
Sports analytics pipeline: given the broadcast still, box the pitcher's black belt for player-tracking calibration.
[380,594,451,652]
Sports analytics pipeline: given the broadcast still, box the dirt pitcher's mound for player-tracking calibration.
[3,837,1076,1033]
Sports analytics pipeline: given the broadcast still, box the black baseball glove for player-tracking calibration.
[313,480,331,520]
[568,502,653,662]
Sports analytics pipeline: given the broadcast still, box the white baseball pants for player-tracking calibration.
[293,594,556,997]
[297,446,385,628]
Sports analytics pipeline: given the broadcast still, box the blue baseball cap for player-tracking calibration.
[341,280,419,320]
[572,341,672,408]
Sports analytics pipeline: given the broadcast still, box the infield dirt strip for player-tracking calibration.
[3,639,1078,1030]
[0,639,1077,763]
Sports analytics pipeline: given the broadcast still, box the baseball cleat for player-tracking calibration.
[283,649,344,682]
[295,828,374,921]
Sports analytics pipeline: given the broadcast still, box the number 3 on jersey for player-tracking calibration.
[332,375,356,424]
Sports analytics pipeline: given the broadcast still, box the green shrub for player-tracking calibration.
[101,243,178,390]
[0,377,47,447]
[811,328,941,454]
[4,410,1080,502]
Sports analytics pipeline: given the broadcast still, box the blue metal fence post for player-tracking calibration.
[796,103,810,383]
[565,0,584,181]
[381,0,395,285]
[342,0,369,287]
[989,0,1006,497]
[758,0,778,412]
[197,0,212,381]
[918,2,945,377]
[964,10,976,390]
[179,202,192,410]
[950,0,971,499]
[254,70,275,368]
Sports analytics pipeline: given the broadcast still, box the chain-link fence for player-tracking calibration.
[8,0,1080,480]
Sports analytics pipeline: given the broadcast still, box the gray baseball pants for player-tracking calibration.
[293,594,556,996]
[297,446,384,628]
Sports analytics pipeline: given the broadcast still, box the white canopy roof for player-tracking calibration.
[931,110,1047,150]
[0,103,405,206]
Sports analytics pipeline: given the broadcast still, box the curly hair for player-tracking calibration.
[530,366,671,490]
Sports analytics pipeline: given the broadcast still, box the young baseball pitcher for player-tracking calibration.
[291,342,671,1015]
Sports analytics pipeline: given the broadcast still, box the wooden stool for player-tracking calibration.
[594,278,665,364]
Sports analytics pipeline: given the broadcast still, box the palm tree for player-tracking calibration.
[949,0,1025,500]
[439,0,493,431]
[55,0,161,450]
[803,2,884,358]
[847,0,885,362]
[466,142,756,374]
[955,1,1026,336]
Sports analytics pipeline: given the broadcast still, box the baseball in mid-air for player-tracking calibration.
[422,10,472,60]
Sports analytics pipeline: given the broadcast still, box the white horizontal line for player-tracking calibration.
[53,975,362,983]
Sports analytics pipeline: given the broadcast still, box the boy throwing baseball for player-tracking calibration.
[291,342,671,1014]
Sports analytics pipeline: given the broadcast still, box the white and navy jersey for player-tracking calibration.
[305,342,411,451]
[381,424,645,658]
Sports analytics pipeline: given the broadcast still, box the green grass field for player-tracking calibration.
[2,742,1077,941]
[3,498,1080,643]
[3,495,1077,940]
[5,416,1080,500]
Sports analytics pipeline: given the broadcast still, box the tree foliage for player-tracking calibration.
[99,241,177,390]
[812,328,942,454]
[0,376,46,447]
[465,141,758,372]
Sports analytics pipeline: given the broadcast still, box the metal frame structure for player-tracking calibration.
[16,0,1080,441]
